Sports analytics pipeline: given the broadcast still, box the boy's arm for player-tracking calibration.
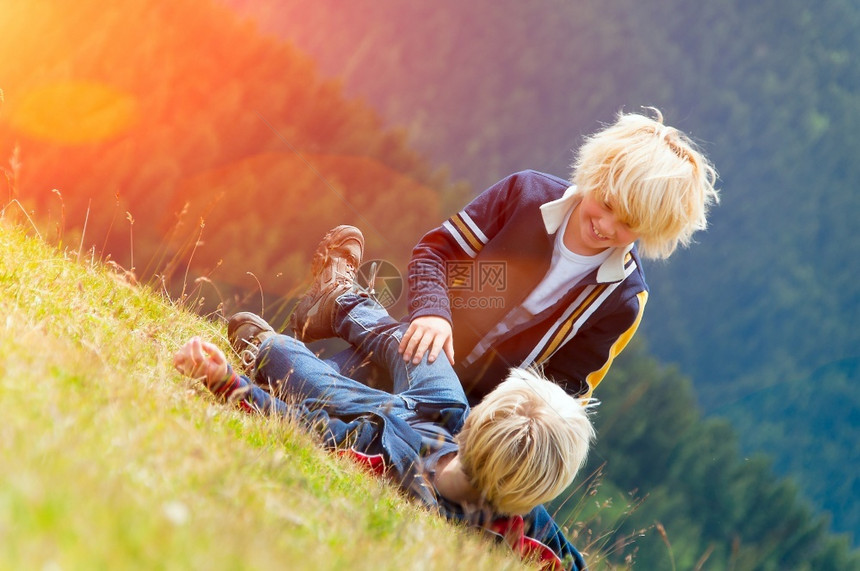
[407,172,527,322]
[402,171,529,364]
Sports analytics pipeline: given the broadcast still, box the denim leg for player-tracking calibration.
[253,334,402,412]
[332,293,468,414]
[322,346,386,389]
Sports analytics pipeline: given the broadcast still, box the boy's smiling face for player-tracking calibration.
[565,193,641,256]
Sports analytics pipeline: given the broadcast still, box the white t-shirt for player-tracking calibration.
[521,210,611,314]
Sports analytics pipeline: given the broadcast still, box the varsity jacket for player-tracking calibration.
[409,170,649,400]
[208,368,587,571]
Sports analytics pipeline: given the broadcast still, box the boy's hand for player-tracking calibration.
[174,336,229,388]
[399,316,455,365]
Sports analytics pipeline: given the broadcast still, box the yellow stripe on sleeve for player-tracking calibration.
[449,213,485,253]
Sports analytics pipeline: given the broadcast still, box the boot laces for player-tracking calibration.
[239,339,259,369]
[337,260,379,299]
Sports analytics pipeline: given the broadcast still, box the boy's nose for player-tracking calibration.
[597,221,616,239]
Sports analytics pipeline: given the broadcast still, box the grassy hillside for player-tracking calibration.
[0,219,529,570]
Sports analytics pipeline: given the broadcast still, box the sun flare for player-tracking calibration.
[7,80,139,144]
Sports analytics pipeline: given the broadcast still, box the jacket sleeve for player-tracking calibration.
[407,171,528,323]
[523,505,588,571]
[543,289,647,398]
[488,505,587,570]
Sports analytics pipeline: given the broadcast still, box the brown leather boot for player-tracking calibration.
[227,312,276,371]
[290,225,364,342]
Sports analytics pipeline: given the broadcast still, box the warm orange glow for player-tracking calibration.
[7,81,139,144]
[0,0,455,294]
[166,151,440,280]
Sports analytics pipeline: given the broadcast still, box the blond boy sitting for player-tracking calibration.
[400,108,719,402]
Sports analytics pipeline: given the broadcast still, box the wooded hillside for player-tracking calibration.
[222,0,860,545]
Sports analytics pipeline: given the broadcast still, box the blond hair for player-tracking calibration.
[456,368,595,515]
[571,108,719,259]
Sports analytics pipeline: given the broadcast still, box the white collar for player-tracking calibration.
[539,185,634,283]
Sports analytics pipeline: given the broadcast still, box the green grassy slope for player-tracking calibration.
[0,220,528,570]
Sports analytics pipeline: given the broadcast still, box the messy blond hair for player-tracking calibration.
[572,108,719,259]
[456,368,595,515]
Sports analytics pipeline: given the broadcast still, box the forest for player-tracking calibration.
[1,0,857,567]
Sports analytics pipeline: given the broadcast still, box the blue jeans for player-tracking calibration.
[252,293,469,430]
